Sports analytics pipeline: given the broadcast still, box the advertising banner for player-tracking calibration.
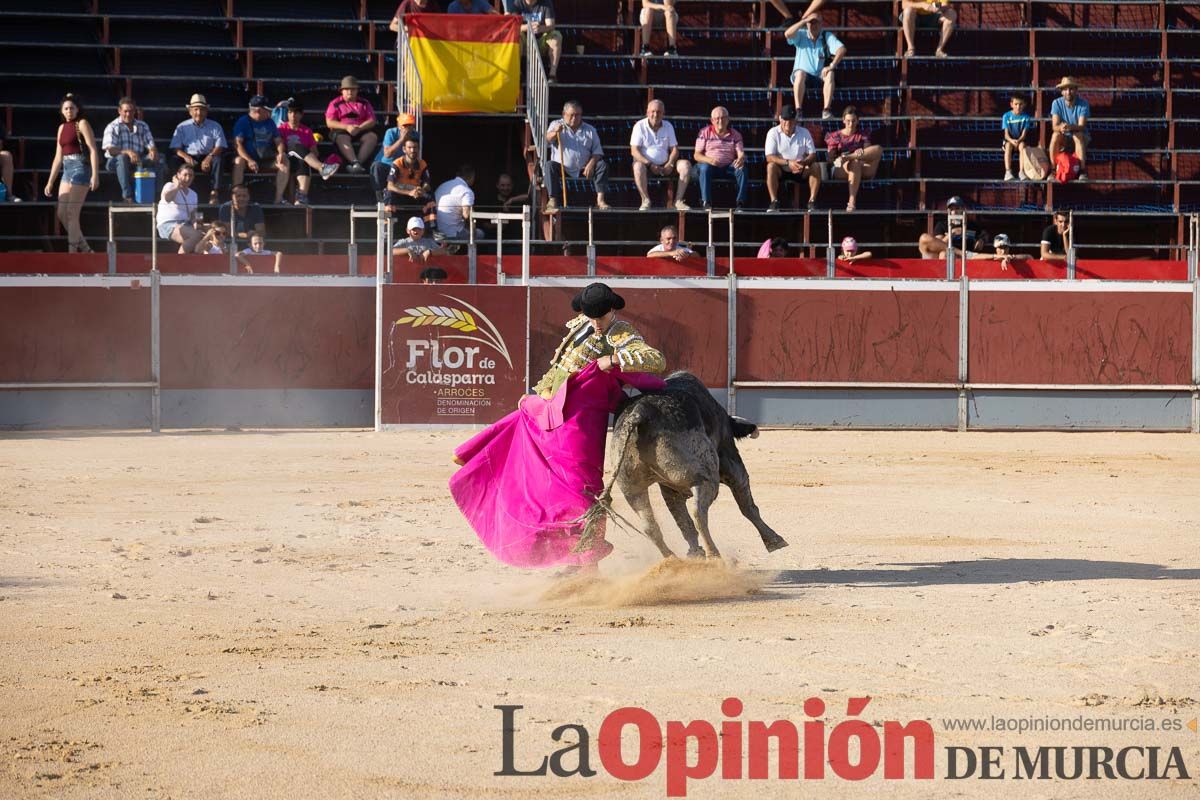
[380,284,528,425]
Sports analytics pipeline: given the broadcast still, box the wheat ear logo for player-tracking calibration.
[396,295,513,368]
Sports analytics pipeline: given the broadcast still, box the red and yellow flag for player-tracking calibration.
[406,14,521,114]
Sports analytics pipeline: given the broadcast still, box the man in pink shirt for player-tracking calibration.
[693,106,747,209]
[325,75,378,173]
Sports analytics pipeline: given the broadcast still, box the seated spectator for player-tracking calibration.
[506,0,561,83]
[448,0,496,11]
[170,94,226,205]
[236,232,282,274]
[638,0,679,57]
[1001,94,1034,182]
[694,106,747,210]
[756,236,790,258]
[390,0,442,31]
[837,235,872,262]
[545,101,609,211]
[766,0,829,24]
[435,163,482,240]
[102,96,164,204]
[783,15,845,120]
[646,225,696,261]
[156,163,202,253]
[982,233,1029,271]
[900,0,956,58]
[277,100,340,206]
[326,76,378,174]
[232,96,289,203]
[196,222,229,255]
[394,216,446,262]
[373,113,419,202]
[385,136,437,230]
[918,196,989,259]
[0,122,18,202]
[631,99,691,211]
[824,106,882,212]
[765,105,821,212]
[1049,76,1089,182]
[219,184,267,244]
[420,266,449,284]
[1040,210,1070,262]
[496,172,531,210]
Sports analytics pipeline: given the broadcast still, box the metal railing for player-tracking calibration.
[349,204,389,277]
[525,25,550,189]
[468,207,533,284]
[397,22,424,158]
[107,203,158,273]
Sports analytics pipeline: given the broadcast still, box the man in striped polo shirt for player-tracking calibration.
[693,106,747,210]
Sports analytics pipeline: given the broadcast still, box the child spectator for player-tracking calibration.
[1001,95,1034,182]
[394,216,445,262]
[447,0,496,11]
[756,236,790,258]
[838,235,873,262]
[276,99,340,206]
[196,222,229,255]
[326,76,379,174]
[420,266,449,284]
[236,231,282,273]
[983,233,1029,271]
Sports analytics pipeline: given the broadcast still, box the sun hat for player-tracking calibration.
[186,93,209,109]
[340,75,360,89]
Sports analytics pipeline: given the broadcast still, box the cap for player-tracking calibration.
[779,105,797,121]
[398,112,416,126]
[340,75,360,90]
[406,216,425,231]
[187,93,209,109]
[946,195,965,208]
[285,97,303,112]
[993,233,1010,248]
[840,236,858,253]
[248,95,269,109]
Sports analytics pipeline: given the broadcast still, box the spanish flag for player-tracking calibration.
[406,14,521,114]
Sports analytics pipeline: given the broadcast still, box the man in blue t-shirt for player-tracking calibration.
[783,15,845,120]
[447,0,496,11]
[232,95,290,203]
[1001,94,1034,181]
[1049,76,1090,182]
[371,112,420,201]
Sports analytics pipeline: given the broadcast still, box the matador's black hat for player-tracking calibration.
[572,282,625,319]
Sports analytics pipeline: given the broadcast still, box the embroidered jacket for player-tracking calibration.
[532,314,665,397]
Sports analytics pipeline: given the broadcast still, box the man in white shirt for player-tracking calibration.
[765,105,821,212]
[156,163,202,253]
[630,99,691,211]
[434,163,483,240]
[646,225,697,262]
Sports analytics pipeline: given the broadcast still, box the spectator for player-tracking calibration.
[43,94,99,252]
[372,112,418,202]
[157,163,203,253]
[448,0,496,11]
[232,95,289,203]
[1049,76,1089,182]
[420,266,449,284]
[783,15,845,120]
[277,99,340,206]
[837,235,872,262]
[326,76,378,174]
[694,106,747,210]
[390,0,442,31]
[434,163,481,240]
[394,216,445,262]
[170,94,226,205]
[638,0,679,57]
[630,99,691,211]
[1001,94,1034,182]
[766,0,830,24]
[765,105,821,212]
[506,0,561,83]
[496,172,531,210]
[918,196,989,259]
[982,233,1029,271]
[218,184,267,244]
[102,96,163,204]
[236,231,282,274]
[0,122,18,202]
[1040,210,1070,262]
[385,136,437,231]
[646,225,696,261]
[756,236,791,258]
[545,101,609,211]
[900,0,956,58]
[824,105,882,212]
[196,222,229,255]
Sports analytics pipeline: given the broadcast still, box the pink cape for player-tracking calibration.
[449,362,667,568]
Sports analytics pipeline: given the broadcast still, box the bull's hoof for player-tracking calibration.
[686,547,706,559]
[762,533,789,553]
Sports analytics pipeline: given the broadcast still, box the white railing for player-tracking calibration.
[397,22,424,158]
[107,203,158,273]
[525,25,550,185]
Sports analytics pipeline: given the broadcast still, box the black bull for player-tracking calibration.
[599,371,789,559]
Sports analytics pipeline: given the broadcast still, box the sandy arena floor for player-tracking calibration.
[1,429,1198,799]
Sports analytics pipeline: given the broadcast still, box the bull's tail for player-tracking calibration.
[572,400,655,553]
[730,415,760,440]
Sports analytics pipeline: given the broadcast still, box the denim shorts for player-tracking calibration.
[62,155,91,186]
[157,219,188,240]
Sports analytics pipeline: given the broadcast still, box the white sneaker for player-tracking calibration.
[321,162,340,180]
[1004,170,1016,182]
[544,198,559,213]
[674,199,690,211]
[639,199,651,211]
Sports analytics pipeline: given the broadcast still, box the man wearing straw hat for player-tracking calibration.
[170,94,227,205]
[1049,76,1090,182]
